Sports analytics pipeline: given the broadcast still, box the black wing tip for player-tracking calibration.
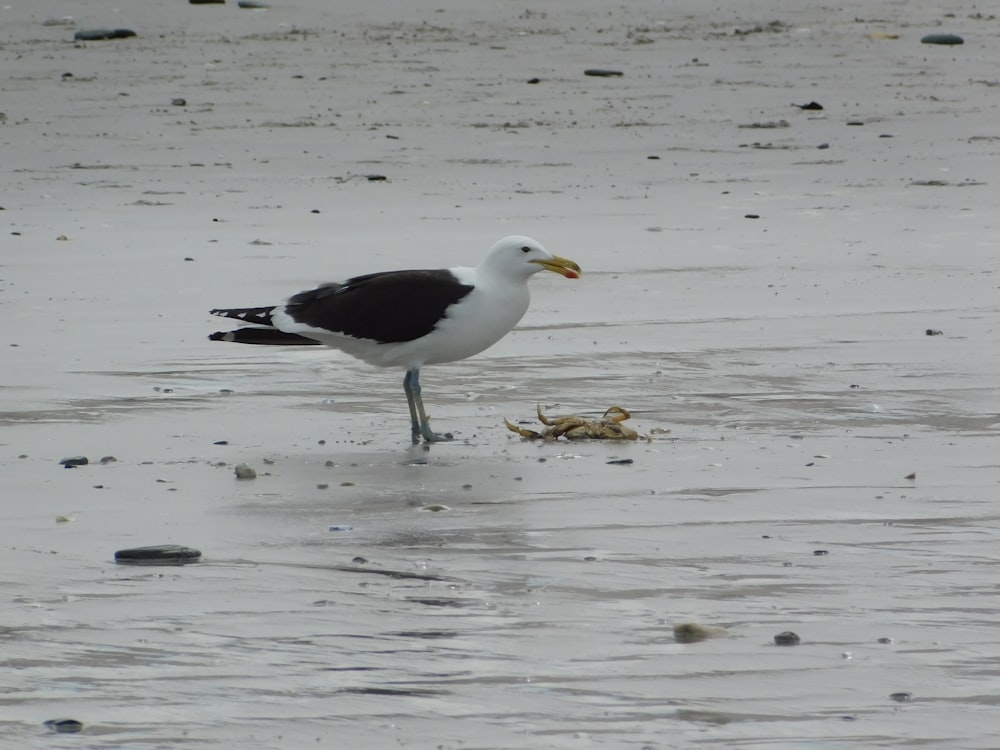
[208,328,324,346]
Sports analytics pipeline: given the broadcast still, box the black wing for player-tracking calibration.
[283,269,474,344]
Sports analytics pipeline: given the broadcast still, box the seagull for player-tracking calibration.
[208,235,581,443]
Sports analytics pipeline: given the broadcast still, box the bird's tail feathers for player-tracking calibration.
[208,328,323,346]
[209,306,277,327]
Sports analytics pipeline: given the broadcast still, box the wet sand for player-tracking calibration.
[4,0,1000,747]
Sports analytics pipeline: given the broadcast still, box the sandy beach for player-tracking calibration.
[4,0,1000,747]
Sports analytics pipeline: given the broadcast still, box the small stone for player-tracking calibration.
[878,637,895,644]
[55,515,74,523]
[59,456,89,467]
[340,481,355,487]
[673,622,729,643]
[926,329,943,336]
[584,68,624,77]
[889,691,913,702]
[793,101,824,110]
[171,97,187,106]
[43,719,83,734]
[317,483,329,490]
[813,549,829,556]
[420,504,451,512]
[904,472,916,480]
[114,544,202,565]
[745,213,760,219]
[74,28,137,40]
[606,458,633,465]
[527,77,541,84]
[234,463,257,479]
[366,174,387,181]
[352,556,368,564]
[920,33,963,45]
[238,0,271,7]
[774,631,801,646]
[328,525,353,532]
[99,455,117,464]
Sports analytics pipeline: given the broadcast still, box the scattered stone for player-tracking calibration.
[190,0,225,4]
[317,483,329,490]
[114,544,202,565]
[847,120,865,126]
[43,719,83,734]
[904,472,916,480]
[55,515,74,523]
[745,214,761,219]
[878,636,895,644]
[328,525,354,532]
[59,456,89,467]
[234,463,257,479]
[74,28,137,41]
[926,328,943,336]
[584,68,624,77]
[813,549,829,556]
[99,455,117,464]
[793,101,824,110]
[238,0,271,7]
[420,504,451,512]
[774,630,801,646]
[352,556,368,564]
[921,33,963,45]
[214,440,229,445]
[340,481,355,487]
[738,119,790,129]
[606,458,633,465]
[366,174,387,181]
[171,97,187,106]
[673,622,729,643]
[889,691,913,702]
[527,77,541,84]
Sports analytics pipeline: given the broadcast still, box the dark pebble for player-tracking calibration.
[366,174,387,181]
[847,121,864,126]
[352,556,368,564]
[234,463,257,479]
[745,214,760,219]
[584,68,624,77]
[59,456,88,467]
[328,525,354,532]
[889,691,913,702]
[527,77,541,84]
[99,455,117,464]
[921,33,963,45]
[213,440,229,445]
[774,630,801,646]
[925,329,943,336]
[606,458,633,465]
[238,0,271,7]
[43,719,83,734]
[190,0,226,4]
[171,97,187,106]
[813,549,829,556]
[74,28,137,41]
[794,101,824,110]
[114,544,202,565]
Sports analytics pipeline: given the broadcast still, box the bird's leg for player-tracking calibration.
[403,369,453,443]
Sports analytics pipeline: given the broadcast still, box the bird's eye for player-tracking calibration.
[520,246,531,253]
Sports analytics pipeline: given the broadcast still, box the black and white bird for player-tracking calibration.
[208,235,581,443]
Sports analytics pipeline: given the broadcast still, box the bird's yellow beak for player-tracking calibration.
[531,255,582,279]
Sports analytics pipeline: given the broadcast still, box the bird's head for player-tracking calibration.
[483,235,582,280]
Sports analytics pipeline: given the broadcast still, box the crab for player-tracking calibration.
[505,404,640,441]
